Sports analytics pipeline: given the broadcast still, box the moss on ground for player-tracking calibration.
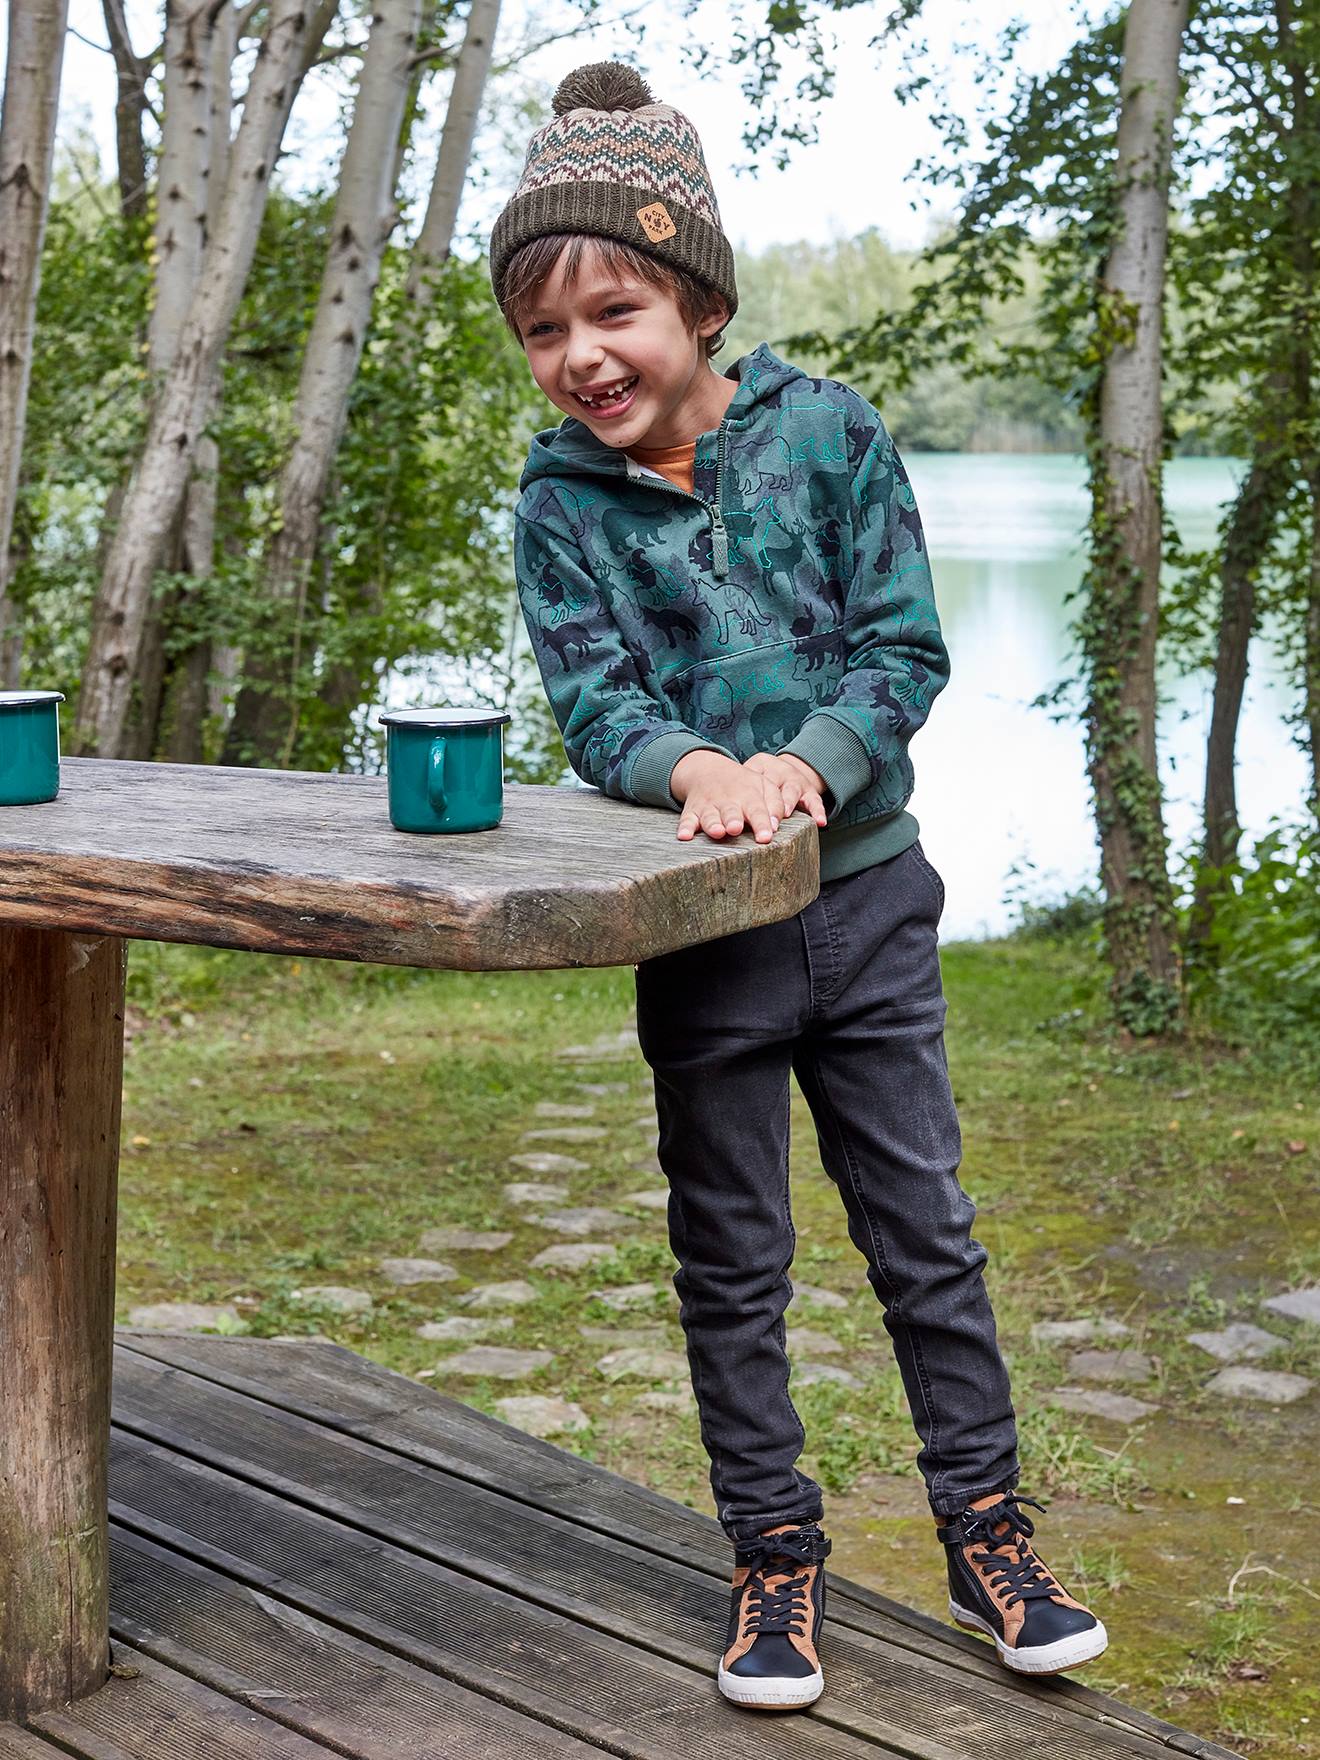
[116,934,1320,1755]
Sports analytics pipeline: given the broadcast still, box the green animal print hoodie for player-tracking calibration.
[513,342,949,883]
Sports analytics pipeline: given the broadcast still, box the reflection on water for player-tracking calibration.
[906,454,1305,937]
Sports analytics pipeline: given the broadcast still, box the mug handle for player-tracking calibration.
[427,736,447,816]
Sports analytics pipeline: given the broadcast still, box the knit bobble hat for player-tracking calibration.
[489,60,737,321]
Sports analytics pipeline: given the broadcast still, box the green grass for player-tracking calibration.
[116,932,1320,1756]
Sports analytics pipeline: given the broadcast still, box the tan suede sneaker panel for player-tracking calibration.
[723,1559,822,1669]
[960,1524,1090,1645]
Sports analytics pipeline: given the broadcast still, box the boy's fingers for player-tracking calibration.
[676,789,787,845]
[744,794,777,843]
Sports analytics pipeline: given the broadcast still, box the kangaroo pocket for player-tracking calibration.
[661,631,849,759]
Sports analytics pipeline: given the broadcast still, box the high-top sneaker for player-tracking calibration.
[717,1521,832,1709]
[936,1491,1107,1675]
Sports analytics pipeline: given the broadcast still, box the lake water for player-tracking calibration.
[385,454,1306,940]
[905,454,1304,936]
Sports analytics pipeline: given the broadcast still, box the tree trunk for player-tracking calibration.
[101,0,152,220]
[126,0,233,760]
[1202,460,1271,872]
[304,0,503,765]
[223,0,421,766]
[0,0,71,678]
[1086,0,1188,1034]
[151,0,217,370]
[1277,0,1320,825]
[161,1,240,762]
[1187,435,1290,949]
[404,0,502,302]
[72,0,338,759]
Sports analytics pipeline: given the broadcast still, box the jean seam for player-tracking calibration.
[800,1039,946,1502]
[818,890,841,1011]
[800,905,821,1019]
[777,1069,809,1486]
[909,843,945,917]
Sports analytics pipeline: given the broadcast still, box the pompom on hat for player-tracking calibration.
[489,60,738,321]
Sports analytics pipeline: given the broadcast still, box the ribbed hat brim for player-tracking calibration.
[490,180,738,322]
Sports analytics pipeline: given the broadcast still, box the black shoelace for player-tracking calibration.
[953,1493,1064,1610]
[734,1526,831,1639]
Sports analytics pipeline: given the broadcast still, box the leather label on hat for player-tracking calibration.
[636,202,677,242]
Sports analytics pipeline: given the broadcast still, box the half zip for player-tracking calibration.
[621,418,732,580]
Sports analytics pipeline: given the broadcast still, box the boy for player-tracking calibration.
[489,59,1107,1709]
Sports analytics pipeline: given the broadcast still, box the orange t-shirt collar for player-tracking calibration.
[625,439,697,495]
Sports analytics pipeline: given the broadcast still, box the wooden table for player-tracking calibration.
[0,758,818,1721]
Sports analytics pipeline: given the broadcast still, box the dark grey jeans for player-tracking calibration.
[633,840,1019,1545]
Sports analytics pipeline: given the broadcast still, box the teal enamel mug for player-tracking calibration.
[0,690,65,806]
[378,706,510,833]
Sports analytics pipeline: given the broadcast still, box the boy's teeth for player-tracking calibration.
[579,376,637,407]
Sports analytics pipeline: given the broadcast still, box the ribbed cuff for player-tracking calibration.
[628,728,737,810]
[779,714,874,823]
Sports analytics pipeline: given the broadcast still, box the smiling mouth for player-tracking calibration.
[573,375,639,410]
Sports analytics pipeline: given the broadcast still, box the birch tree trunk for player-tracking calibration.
[165,0,239,761]
[312,0,503,756]
[1086,0,1188,1033]
[72,0,338,758]
[405,0,501,303]
[0,0,71,685]
[126,0,244,760]
[223,0,421,765]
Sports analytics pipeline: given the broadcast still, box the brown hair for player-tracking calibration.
[498,233,728,358]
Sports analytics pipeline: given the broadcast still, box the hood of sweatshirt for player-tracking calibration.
[518,343,808,492]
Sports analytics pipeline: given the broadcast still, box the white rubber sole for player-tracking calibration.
[950,1601,1108,1675]
[717,1662,824,1709]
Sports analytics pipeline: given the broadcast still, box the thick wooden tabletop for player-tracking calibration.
[0,758,818,970]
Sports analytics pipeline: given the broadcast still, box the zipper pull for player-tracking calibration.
[710,506,729,579]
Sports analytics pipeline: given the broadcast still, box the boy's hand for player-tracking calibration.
[743,752,830,829]
[670,750,784,844]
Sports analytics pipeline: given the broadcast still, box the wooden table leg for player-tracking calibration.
[0,926,125,1719]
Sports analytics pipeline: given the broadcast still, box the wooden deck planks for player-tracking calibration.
[108,1428,929,1760]
[26,1644,340,1760]
[0,1333,1238,1759]
[106,1339,1236,1760]
[113,1334,1238,1760]
[0,1730,68,1760]
[109,1529,613,1760]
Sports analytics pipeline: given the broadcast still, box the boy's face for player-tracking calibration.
[519,240,730,450]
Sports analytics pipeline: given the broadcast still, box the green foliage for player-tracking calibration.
[725,230,1084,452]
[12,192,151,685]
[1005,878,1105,943]
[1184,820,1320,1048]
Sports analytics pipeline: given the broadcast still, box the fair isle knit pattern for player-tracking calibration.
[518,108,723,229]
[489,62,738,319]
